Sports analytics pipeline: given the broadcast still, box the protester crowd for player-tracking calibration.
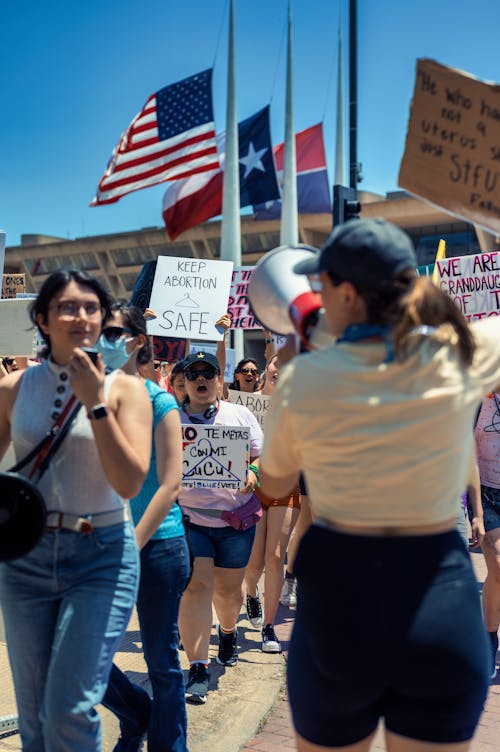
[1,219,500,752]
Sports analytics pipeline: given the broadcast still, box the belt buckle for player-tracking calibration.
[77,516,94,534]
[46,511,64,531]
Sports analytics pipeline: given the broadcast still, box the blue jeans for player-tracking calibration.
[0,523,139,752]
[103,535,190,752]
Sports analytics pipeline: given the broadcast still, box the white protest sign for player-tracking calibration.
[190,342,235,382]
[227,389,271,428]
[0,232,5,278]
[436,250,500,321]
[228,266,261,329]
[147,257,234,341]
[181,424,249,489]
[0,299,37,355]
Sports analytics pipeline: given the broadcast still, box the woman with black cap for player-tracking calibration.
[260,218,499,752]
[177,351,263,705]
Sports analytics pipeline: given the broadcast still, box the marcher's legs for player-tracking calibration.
[481,528,500,632]
[385,732,471,752]
[103,665,151,739]
[294,733,471,752]
[0,524,139,752]
[295,731,375,752]
[179,557,214,662]
[103,536,190,752]
[263,506,298,625]
[284,497,312,578]
[244,515,266,596]
[137,536,190,752]
[213,566,247,629]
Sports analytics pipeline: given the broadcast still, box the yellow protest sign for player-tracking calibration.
[399,59,500,235]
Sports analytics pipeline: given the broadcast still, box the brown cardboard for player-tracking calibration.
[1,273,26,299]
[398,59,500,235]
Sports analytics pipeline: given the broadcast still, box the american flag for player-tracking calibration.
[91,69,219,206]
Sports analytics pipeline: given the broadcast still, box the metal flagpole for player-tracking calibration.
[220,0,243,362]
[280,0,298,248]
[334,18,346,186]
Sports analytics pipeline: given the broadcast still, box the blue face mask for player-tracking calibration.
[96,335,131,371]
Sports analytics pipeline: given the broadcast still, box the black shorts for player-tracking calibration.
[288,524,489,746]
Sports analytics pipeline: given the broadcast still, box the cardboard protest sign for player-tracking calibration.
[2,274,25,299]
[190,342,235,382]
[227,389,271,428]
[0,299,37,354]
[147,257,234,341]
[436,250,500,321]
[152,336,187,363]
[181,424,249,489]
[399,59,500,235]
[229,266,261,329]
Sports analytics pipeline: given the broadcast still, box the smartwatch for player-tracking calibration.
[87,403,109,421]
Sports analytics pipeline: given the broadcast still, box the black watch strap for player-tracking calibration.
[87,403,109,421]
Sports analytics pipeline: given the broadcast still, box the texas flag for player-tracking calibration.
[162,106,280,241]
[253,123,331,219]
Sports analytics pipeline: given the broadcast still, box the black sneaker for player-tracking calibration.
[185,663,210,704]
[246,587,263,627]
[216,625,238,666]
[491,632,499,681]
[262,623,281,653]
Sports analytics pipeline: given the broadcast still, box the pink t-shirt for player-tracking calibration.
[179,400,263,527]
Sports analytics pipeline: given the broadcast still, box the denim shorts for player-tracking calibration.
[288,524,489,746]
[479,485,500,532]
[188,522,255,569]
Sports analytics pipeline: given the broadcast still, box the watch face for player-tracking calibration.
[89,405,109,420]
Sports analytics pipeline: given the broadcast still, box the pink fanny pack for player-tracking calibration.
[183,494,263,531]
[221,494,263,530]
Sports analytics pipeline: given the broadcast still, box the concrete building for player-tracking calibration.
[4,191,485,298]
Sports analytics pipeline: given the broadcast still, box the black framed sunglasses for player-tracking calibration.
[239,367,259,376]
[101,326,133,343]
[185,368,217,381]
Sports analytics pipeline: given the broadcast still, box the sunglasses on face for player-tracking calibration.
[239,367,258,376]
[101,326,133,342]
[185,368,217,381]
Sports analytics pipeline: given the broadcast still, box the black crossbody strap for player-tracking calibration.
[8,400,82,481]
[35,401,82,481]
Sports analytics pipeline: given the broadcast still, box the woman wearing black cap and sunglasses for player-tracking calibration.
[178,351,263,705]
[260,219,500,752]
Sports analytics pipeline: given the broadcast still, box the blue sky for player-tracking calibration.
[1,0,498,246]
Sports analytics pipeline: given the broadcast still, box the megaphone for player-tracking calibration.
[0,472,47,562]
[248,244,332,348]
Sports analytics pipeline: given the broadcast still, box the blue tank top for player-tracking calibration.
[129,380,184,540]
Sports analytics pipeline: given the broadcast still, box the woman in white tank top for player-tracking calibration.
[0,269,152,752]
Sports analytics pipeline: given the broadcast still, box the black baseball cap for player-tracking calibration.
[183,351,220,373]
[294,219,417,289]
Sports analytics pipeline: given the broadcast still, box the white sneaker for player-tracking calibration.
[280,577,297,607]
[262,624,281,653]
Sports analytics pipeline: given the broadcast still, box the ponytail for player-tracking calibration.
[391,276,475,366]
